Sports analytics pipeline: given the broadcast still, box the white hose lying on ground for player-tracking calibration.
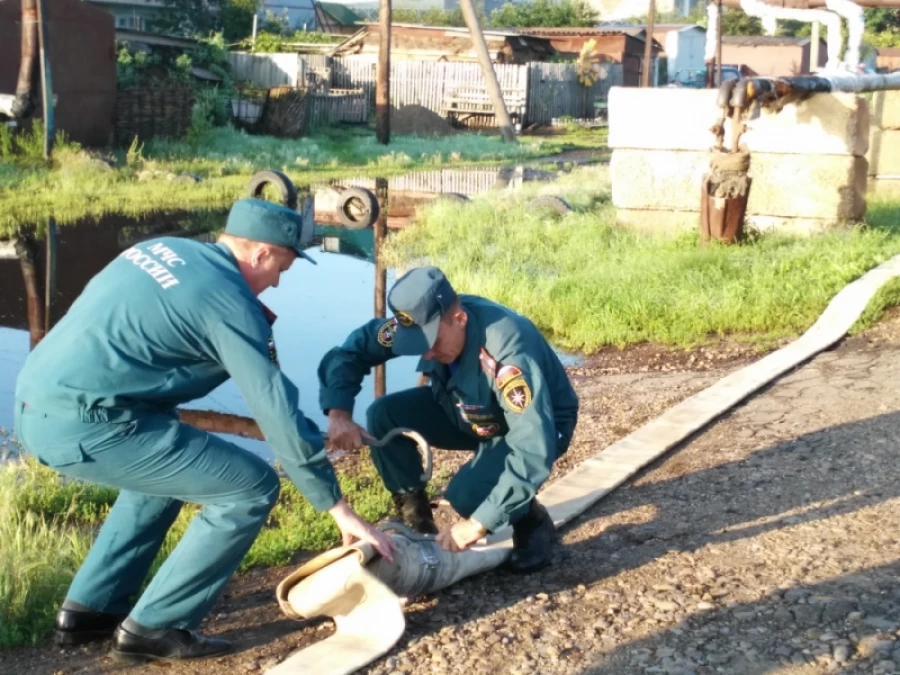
[268,253,900,675]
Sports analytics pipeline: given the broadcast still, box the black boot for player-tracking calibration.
[54,607,129,646]
[507,499,554,574]
[391,488,438,534]
[111,625,232,663]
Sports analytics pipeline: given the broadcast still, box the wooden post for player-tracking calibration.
[15,0,38,119]
[375,0,391,145]
[458,0,517,143]
[373,178,388,398]
[15,234,45,350]
[35,0,53,159]
[642,0,656,88]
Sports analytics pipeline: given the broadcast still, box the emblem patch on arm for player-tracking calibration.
[496,364,532,413]
[267,331,280,366]
[377,319,396,348]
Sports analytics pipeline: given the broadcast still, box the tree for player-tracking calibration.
[864,8,900,47]
[149,0,221,37]
[488,0,598,28]
[221,0,261,42]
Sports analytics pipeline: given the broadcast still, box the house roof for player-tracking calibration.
[514,27,646,37]
[331,23,556,59]
[115,28,198,48]
[721,35,813,47]
[651,23,705,34]
[317,1,361,26]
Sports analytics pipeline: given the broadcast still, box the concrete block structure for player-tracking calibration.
[608,87,873,235]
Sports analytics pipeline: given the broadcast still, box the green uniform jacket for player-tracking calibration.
[15,237,341,511]
[318,295,579,531]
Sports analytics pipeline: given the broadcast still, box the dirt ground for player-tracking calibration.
[4,313,900,675]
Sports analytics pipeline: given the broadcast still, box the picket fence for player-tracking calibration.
[228,52,622,128]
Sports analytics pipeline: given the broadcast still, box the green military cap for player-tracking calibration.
[224,198,316,264]
[388,266,458,355]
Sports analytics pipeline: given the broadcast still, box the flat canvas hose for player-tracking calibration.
[268,253,900,675]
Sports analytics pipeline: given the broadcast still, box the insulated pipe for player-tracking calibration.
[739,0,843,71]
[825,0,865,70]
[721,0,899,7]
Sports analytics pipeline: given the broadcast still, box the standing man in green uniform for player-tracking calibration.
[14,198,395,663]
[319,266,579,573]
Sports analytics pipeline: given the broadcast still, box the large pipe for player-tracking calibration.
[722,0,900,7]
[739,0,843,71]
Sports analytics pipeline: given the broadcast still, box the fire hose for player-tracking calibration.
[266,253,900,675]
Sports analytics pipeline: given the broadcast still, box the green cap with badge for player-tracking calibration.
[388,266,458,355]
[224,198,316,264]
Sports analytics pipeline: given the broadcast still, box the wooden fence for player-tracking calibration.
[230,52,621,128]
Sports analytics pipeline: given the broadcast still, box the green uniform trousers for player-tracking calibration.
[15,401,280,630]
[366,387,530,526]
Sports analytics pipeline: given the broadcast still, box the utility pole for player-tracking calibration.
[375,0,391,144]
[642,0,656,87]
[458,0,516,143]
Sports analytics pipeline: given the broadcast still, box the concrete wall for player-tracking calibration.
[867,91,900,196]
[608,87,871,235]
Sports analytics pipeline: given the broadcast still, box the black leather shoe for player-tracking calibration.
[391,489,438,534]
[507,499,554,574]
[54,608,128,646]
[110,625,232,663]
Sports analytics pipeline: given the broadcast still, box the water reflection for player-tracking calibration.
[0,210,419,459]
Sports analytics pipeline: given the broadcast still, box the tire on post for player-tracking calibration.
[337,187,380,230]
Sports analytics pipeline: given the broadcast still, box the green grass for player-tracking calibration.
[0,441,446,649]
[382,165,900,353]
[0,125,607,234]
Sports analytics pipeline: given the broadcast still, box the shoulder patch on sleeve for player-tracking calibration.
[377,319,396,348]
[495,364,522,391]
[479,348,497,377]
[501,375,532,413]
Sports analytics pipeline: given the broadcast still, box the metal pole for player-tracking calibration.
[373,178,388,398]
[252,13,258,51]
[44,219,56,334]
[642,0,656,88]
[35,0,53,159]
[375,0,391,145]
[716,0,723,87]
[458,0,517,143]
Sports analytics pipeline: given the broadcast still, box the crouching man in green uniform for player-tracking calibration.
[14,198,395,663]
[319,266,579,573]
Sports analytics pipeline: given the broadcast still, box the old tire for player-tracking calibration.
[437,192,469,203]
[528,195,572,216]
[338,187,379,230]
[246,170,298,209]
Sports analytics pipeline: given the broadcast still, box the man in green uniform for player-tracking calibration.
[319,266,578,573]
[14,198,395,663]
